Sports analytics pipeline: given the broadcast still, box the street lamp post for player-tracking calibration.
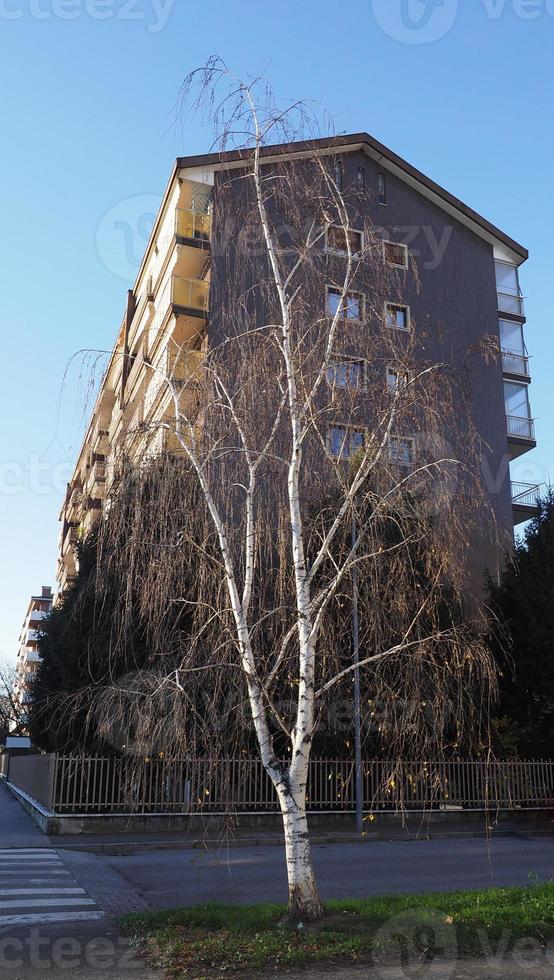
[351,516,363,834]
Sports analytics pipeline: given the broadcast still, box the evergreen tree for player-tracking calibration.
[489,490,554,758]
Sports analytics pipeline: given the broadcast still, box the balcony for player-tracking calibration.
[87,459,107,496]
[512,481,541,524]
[167,347,204,386]
[502,350,530,379]
[172,276,210,317]
[498,291,525,318]
[66,483,84,521]
[175,208,211,244]
[25,650,40,664]
[506,414,536,458]
[28,609,48,625]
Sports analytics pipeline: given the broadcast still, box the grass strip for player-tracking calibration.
[122,879,554,976]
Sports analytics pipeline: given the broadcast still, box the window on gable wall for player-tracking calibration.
[386,303,410,330]
[326,225,363,255]
[328,426,365,459]
[378,173,387,205]
[386,366,409,392]
[389,435,415,467]
[384,241,408,268]
[326,287,363,320]
[327,357,366,390]
[335,160,343,192]
[357,166,365,189]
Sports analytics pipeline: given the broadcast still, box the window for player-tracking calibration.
[384,241,408,268]
[495,260,524,315]
[357,166,366,189]
[504,381,531,420]
[335,160,343,192]
[499,319,525,355]
[328,426,365,459]
[386,303,410,330]
[326,287,363,320]
[326,225,363,255]
[327,357,366,390]
[495,261,520,297]
[386,366,409,392]
[378,173,387,205]
[389,435,414,467]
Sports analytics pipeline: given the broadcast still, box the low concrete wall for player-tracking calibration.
[6,779,554,840]
[7,753,54,809]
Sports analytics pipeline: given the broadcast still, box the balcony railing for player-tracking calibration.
[172,276,210,315]
[175,209,211,242]
[512,482,541,508]
[501,350,530,377]
[506,414,535,441]
[61,525,78,554]
[498,291,525,317]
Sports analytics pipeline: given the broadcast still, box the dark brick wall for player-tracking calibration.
[209,150,514,592]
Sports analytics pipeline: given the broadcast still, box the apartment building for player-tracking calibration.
[57,133,538,593]
[12,586,53,723]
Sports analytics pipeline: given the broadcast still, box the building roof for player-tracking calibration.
[177,132,527,264]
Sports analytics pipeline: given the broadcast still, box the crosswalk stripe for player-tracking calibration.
[0,871,72,878]
[0,888,86,896]
[0,898,96,909]
[0,848,105,926]
[0,911,105,926]
[0,854,61,862]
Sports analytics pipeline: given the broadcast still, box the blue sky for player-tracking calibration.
[1,0,553,664]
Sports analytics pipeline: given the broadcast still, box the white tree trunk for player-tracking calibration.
[277,775,323,921]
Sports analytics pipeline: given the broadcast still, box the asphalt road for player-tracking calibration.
[105,835,554,909]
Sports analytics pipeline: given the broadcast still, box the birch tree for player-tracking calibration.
[74,62,496,921]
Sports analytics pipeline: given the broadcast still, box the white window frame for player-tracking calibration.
[325,224,364,257]
[385,302,411,331]
[383,240,408,269]
[327,355,367,391]
[389,434,415,467]
[327,424,366,460]
[325,285,365,322]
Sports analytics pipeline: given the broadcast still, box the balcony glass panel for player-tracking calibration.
[172,277,209,313]
[500,320,524,355]
[504,381,530,419]
[176,209,211,241]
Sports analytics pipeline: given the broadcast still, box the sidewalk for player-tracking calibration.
[0,778,52,847]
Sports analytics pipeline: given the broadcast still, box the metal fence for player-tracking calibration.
[36,756,554,815]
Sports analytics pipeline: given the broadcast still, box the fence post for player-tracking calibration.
[46,754,57,812]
